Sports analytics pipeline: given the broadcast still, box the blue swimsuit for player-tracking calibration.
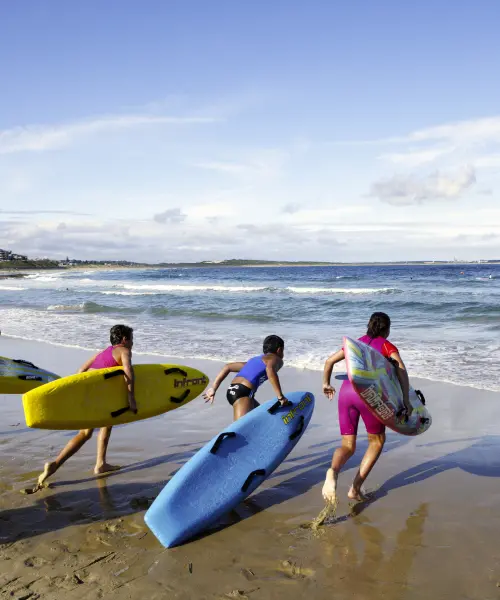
[236,354,268,389]
[226,354,268,405]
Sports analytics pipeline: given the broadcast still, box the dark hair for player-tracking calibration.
[110,324,133,345]
[263,334,284,354]
[366,312,391,339]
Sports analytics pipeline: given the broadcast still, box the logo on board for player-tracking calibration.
[282,394,313,425]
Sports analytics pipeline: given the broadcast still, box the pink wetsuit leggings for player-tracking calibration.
[338,380,385,436]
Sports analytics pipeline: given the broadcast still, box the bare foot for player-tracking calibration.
[347,486,370,502]
[94,463,121,476]
[21,481,50,495]
[38,462,58,487]
[322,468,338,503]
[22,462,58,494]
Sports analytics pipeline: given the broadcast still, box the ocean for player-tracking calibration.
[1,263,499,391]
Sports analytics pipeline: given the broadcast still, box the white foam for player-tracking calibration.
[119,283,397,295]
[47,303,84,311]
[0,286,25,291]
[101,291,156,296]
[286,286,397,294]
[24,273,64,281]
[122,284,269,292]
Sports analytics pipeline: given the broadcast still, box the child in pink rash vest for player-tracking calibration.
[33,324,136,491]
[321,312,411,504]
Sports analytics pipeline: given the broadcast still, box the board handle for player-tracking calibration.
[396,408,409,423]
[170,390,191,404]
[289,415,305,441]
[104,369,125,379]
[241,469,266,493]
[414,389,426,405]
[13,359,37,369]
[164,367,188,377]
[110,406,131,418]
[210,431,236,454]
[267,400,282,415]
[18,375,43,381]
[105,369,135,417]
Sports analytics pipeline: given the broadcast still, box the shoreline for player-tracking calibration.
[1,335,500,598]
[2,332,492,394]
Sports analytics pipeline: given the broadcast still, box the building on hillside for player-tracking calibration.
[0,249,28,261]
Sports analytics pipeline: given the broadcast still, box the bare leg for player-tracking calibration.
[322,435,356,502]
[38,429,94,486]
[348,432,385,500]
[233,396,256,421]
[94,427,121,474]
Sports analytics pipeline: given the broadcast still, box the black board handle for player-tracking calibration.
[13,359,37,369]
[110,406,130,418]
[104,369,125,379]
[210,431,236,455]
[267,400,282,415]
[289,415,304,441]
[241,469,266,493]
[170,389,190,404]
[165,367,188,377]
[415,389,426,405]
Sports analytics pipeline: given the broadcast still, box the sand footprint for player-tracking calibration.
[279,559,315,580]
[24,556,49,568]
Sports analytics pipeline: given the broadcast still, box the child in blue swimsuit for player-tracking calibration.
[204,335,289,420]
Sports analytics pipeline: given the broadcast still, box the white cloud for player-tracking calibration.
[184,201,237,220]
[408,116,500,145]
[153,208,187,224]
[193,149,288,180]
[348,116,500,183]
[347,116,500,148]
[282,202,302,214]
[0,209,90,216]
[286,206,370,224]
[370,166,476,206]
[474,154,500,168]
[2,100,500,263]
[0,113,219,154]
[193,161,251,176]
[379,146,455,167]
[3,210,500,263]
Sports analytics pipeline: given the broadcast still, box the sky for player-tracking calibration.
[1,0,500,263]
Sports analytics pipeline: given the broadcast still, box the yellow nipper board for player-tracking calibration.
[23,364,208,430]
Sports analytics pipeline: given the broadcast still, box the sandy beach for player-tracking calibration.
[1,335,500,600]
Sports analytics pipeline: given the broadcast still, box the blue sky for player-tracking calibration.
[1,0,500,262]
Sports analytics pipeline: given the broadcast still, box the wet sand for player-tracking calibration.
[1,335,500,599]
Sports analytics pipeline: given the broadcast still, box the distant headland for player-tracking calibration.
[1,247,499,274]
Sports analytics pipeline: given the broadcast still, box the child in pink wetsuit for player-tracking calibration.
[321,312,411,503]
[35,324,136,491]
[337,334,399,436]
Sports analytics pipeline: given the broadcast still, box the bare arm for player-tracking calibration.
[118,347,136,413]
[322,349,345,399]
[265,356,287,404]
[204,361,246,403]
[77,353,99,374]
[389,351,411,413]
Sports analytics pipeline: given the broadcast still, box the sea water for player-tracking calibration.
[1,264,499,391]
